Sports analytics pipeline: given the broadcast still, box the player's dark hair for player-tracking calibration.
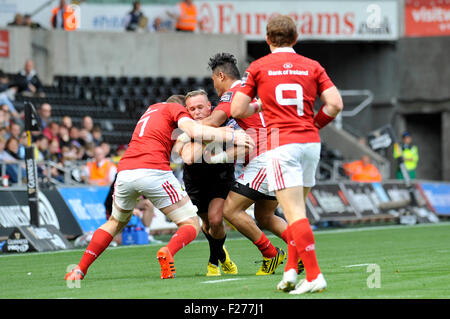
[208,53,241,80]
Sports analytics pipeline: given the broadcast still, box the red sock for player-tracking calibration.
[253,233,277,258]
[284,226,299,273]
[290,218,321,281]
[280,228,288,244]
[166,224,197,256]
[78,228,113,274]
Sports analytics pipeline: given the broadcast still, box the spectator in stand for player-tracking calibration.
[0,70,19,104]
[61,115,73,130]
[100,141,112,158]
[81,115,94,142]
[37,103,52,131]
[167,0,202,32]
[49,138,62,163]
[82,145,117,186]
[0,102,22,125]
[0,108,11,131]
[111,144,127,164]
[23,14,42,29]
[8,122,21,140]
[8,13,24,27]
[43,121,60,142]
[83,142,95,160]
[15,59,44,97]
[393,131,419,180]
[51,0,78,31]
[92,125,103,146]
[150,16,172,32]
[3,136,26,184]
[35,134,50,162]
[58,124,71,148]
[48,138,65,183]
[124,1,147,32]
[18,131,28,159]
[343,155,382,183]
[69,140,85,161]
[69,125,84,146]
[0,136,21,184]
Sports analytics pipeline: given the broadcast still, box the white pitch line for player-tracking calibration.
[343,263,371,268]
[201,278,243,284]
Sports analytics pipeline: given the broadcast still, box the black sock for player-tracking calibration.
[202,228,219,266]
[212,235,226,263]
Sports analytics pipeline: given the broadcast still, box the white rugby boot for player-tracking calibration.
[289,273,327,295]
[277,268,298,292]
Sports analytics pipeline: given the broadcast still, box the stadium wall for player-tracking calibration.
[0,27,246,84]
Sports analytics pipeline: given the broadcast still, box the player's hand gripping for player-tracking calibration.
[232,129,255,150]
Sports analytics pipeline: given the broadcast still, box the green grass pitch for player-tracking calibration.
[0,222,449,299]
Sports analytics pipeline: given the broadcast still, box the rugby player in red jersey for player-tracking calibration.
[231,15,343,294]
[65,95,253,281]
[198,52,295,276]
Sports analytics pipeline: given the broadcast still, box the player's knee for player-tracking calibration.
[166,200,199,227]
[111,204,133,225]
[209,217,224,232]
[255,214,272,229]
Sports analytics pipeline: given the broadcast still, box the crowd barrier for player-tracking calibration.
[0,180,448,245]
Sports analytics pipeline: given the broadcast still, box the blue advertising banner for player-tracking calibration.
[57,186,109,232]
[418,182,450,216]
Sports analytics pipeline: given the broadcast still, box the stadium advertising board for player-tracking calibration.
[57,186,109,233]
[0,30,9,58]
[417,182,450,216]
[342,182,385,217]
[0,189,83,239]
[306,183,359,222]
[196,1,398,40]
[405,0,450,37]
[0,1,397,41]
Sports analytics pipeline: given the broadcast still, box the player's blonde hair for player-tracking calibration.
[185,89,208,102]
[166,94,186,106]
[266,15,298,47]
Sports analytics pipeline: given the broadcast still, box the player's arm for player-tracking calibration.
[314,86,344,129]
[178,117,254,149]
[179,141,204,165]
[200,109,228,128]
[230,92,262,119]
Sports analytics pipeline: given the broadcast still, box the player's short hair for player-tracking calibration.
[166,94,186,106]
[208,53,241,80]
[266,15,298,47]
[185,89,208,102]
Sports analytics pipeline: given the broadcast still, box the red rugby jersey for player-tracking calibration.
[214,80,267,157]
[238,47,335,150]
[118,102,192,172]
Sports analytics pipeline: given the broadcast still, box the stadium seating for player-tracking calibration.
[12,75,219,150]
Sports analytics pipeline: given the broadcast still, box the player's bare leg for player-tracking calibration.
[275,186,326,294]
[201,198,238,275]
[253,200,286,238]
[223,191,285,275]
[157,196,200,279]
[65,203,132,281]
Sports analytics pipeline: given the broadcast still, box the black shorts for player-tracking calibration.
[185,180,233,214]
[230,181,277,202]
[183,162,235,214]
